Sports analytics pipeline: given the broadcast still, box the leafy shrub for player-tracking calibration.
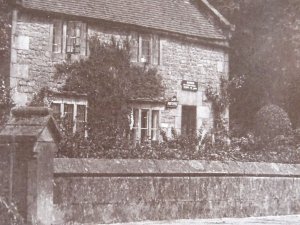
[57,125,232,161]
[293,128,300,145]
[55,37,163,141]
[0,197,25,225]
[0,79,11,127]
[254,104,292,139]
[231,132,257,152]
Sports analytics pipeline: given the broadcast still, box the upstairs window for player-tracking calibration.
[52,20,87,55]
[130,33,160,65]
[52,20,62,53]
[141,35,151,63]
[66,21,82,54]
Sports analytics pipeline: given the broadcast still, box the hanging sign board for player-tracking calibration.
[181,80,198,92]
[166,101,178,109]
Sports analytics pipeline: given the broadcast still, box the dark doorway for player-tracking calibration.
[181,105,197,136]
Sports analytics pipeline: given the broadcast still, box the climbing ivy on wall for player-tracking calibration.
[0,0,12,127]
[55,37,163,141]
[205,76,230,131]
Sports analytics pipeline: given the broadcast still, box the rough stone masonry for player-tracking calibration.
[11,11,229,135]
[53,158,300,224]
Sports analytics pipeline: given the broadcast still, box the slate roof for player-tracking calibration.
[21,0,227,40]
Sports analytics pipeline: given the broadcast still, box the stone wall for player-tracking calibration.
[53,159,300,225]
[11,11,229,134]
[0,144,11,202]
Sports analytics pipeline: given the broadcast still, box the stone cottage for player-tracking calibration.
[9,0,233,141]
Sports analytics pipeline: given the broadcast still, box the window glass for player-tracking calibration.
[141,35,151,63]
[152,35,160,65]
[130,33,139,62]
[49,99,88,134]
[52,20,62,53]
[66,21,81,54]
[133,109,139,128]
[141,109,149,141]
[77,105,86,121]
[77,105,86,132]
[51,103,61,121]
[151,110,159,141]
[131,109,140,141]
[64,103,74,130]
[141,110,149,129]
[131,108,160,142]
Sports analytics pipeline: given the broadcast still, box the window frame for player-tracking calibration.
[66,21,82,54]
[130,104,163,142]
[49,97,88,134]
[52,20,87,56]
[131,33,160,65]
[52,20,63,53]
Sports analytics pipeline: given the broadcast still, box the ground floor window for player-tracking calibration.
[181,105,197,136]
[50,97,88,133]
[131,108,160,142]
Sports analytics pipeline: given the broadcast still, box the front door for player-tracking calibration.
[181,105,197,136]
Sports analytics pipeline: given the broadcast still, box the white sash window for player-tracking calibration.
[131,105,162,142]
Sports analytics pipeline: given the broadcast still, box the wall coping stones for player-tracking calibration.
[54,158,300,177]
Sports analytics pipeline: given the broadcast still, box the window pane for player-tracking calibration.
[141,110,148,129]
[64,104,74,130]
[151,110,159,140]
[66,22,73,53]
[141,36,150,63]
[66,21,81,54]
[52,20,62,53]
[141,109,149,141]
[152,35,160,65]
[130,33,139,62]
[77,105,86,121]
[133,109,139,128]
[51,103,61,121]
[76,105,86,132]
[131,109,140,142]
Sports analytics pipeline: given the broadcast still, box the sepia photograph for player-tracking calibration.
[1,0,300,224]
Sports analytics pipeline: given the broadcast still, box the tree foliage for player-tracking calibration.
[0,0,10,58]
[210,0,300,130]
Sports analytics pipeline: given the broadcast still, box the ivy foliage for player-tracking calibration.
[0,0,12,127]
[0,0,10,58]
[55,37,163,143]
[205,76,229,131]
[0,197,25,225]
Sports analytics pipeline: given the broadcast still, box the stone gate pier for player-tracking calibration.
[0,107,60,225]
